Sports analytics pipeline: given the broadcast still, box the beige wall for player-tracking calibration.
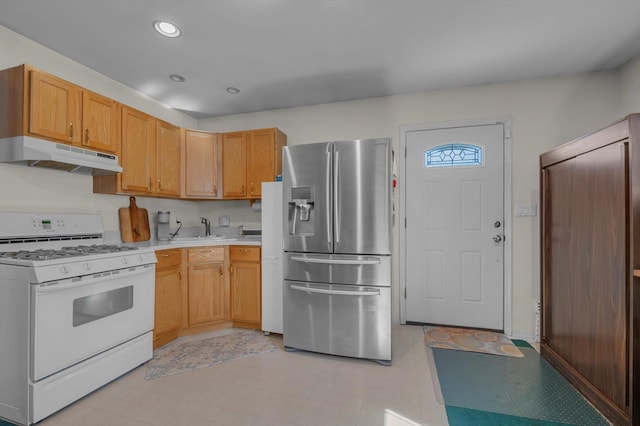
[199,71,623,338]
[621,55,640,114]
[1,23,635,338]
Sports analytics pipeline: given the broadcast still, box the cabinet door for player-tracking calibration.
[156,120,181,197]
[222,132,247,198]
[231,261,261,324]
[543,141,629,412]
[154,266,182,345]
[184,130,219,198]
[188,261,227,325]
[82,91,119,153]
[246,129,276,198]
[121,106,155,193]
[29,70,81,144]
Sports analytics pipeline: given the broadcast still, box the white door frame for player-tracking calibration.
[399,116,513,336]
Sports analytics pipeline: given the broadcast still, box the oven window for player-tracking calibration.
[72,286,134,327]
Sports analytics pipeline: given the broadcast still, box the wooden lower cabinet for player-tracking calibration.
[153,245,262,348]
[540,114,640,425]
[187,247,229,326]
[230,246,262,329]
[153,249,183,349]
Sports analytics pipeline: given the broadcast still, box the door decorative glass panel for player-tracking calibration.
[424,143,483,167]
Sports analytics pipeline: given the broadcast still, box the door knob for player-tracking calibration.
[493,234,502,243]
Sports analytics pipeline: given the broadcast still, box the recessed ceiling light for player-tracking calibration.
[226,87,240,94]
[169,74,186,82]
[153,20,181,38]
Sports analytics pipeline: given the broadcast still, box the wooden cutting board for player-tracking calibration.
[119,196,150,242]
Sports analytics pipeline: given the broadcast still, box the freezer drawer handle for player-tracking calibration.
[290,256,380,265]
[291,284,380,296]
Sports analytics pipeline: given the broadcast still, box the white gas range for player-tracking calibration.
[0,212,157,426]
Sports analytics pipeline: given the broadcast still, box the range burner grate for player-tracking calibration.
[0,244,139,261]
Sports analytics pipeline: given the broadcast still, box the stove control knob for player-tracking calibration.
[59,265,71,274]
[83,262,93,271]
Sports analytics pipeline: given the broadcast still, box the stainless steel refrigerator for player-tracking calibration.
[282,138,392,364]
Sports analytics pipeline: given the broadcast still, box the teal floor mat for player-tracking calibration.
[432,345,609,426]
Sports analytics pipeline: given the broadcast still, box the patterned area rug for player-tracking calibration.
[145,329,278,380]
[424,326,524,358]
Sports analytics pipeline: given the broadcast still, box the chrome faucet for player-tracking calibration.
[200,217,211,236]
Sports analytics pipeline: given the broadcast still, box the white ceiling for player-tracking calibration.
[2,0,640,119]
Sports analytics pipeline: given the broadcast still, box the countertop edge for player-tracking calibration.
[123,237,261,250]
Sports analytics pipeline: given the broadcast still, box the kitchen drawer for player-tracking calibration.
[156,249,182,269]
[230,246,260,262]
[188,247,224,263]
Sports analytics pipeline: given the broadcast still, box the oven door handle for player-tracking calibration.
[290,256,380,265]
[290,284,380,296]
[35,265,153,294]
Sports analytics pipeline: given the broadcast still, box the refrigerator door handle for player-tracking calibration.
[290,256,380,265]
[334,149,340,244]
[290,285,380,296]
[326,150,332,246]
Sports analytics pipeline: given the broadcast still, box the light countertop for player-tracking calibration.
[122,235,261,251]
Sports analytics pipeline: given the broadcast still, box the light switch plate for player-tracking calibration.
[516,203,537,217]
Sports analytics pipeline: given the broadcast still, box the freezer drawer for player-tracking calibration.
[284,252,391,286]
[283,281,391,362]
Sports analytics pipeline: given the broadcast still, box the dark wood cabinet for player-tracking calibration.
[540,114,640,425]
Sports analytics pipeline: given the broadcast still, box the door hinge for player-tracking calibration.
[404,146,407,158]
[404,287,407,298]
[404,217,407,228]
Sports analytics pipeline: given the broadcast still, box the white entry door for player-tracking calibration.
[405,123,504,330]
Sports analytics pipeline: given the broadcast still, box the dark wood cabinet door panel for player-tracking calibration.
[542,123,632,425]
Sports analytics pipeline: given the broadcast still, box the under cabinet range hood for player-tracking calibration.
[0,136,122,175]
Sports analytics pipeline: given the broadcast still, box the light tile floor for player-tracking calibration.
[38,324,449,426]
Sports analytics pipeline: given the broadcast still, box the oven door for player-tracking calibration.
[30,264,155,381]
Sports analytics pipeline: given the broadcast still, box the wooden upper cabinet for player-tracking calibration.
[81,90,119,153]
[156,120,181,197]
[0,65,119,154]
[29,70,82,144]
[221,128,286,199]
[120,106,156,194]
[184,130,220,198]
[222,131,247,198]
[247,129,279,198]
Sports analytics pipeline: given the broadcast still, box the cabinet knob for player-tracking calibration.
[69,123,74,140]
[84,128,89,145]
